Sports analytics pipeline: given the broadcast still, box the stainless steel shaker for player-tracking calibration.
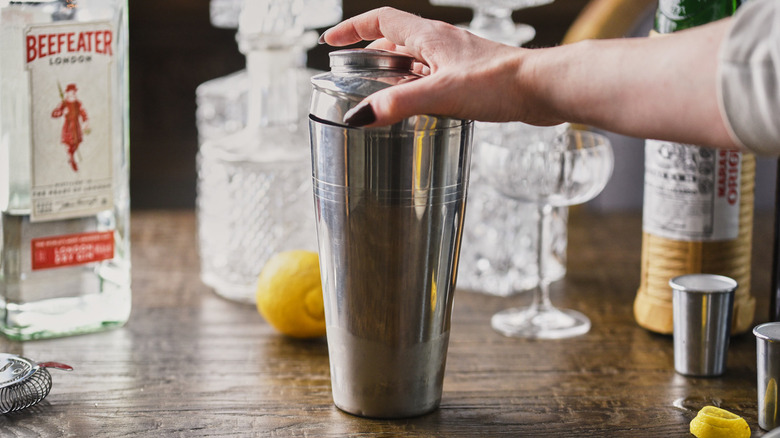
[309,49,473,418]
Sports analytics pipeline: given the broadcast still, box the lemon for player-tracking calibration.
[255,250,326,339]
[690,406,750,438]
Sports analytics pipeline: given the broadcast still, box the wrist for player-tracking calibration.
[515,44,579,126]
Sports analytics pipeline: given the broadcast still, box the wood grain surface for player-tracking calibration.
[0,209,772,437]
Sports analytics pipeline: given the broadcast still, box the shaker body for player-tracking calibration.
[310,117,472,418]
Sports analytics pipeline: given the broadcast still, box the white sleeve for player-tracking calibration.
[717,0,780,155]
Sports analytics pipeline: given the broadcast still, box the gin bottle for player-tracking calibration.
[0,0,131,340]
[196,1,319,304]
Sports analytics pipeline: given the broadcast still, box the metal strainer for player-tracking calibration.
[0,353,72,414]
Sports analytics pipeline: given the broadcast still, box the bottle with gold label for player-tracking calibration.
[0,0,130,340]
[634,0,755,334]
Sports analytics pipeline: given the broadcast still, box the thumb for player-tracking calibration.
[343,76,455,127]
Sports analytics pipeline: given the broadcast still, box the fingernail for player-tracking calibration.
[318,32,327,45]
[343,101,376,127]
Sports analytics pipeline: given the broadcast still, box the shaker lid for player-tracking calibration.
[329,48,414,72]
[310,48,466,129]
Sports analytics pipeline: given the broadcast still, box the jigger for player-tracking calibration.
[671,273,736,377]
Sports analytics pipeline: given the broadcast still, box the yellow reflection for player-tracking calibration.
[430,271,438,313]
[766,377,778,427]
[413,116,436,202]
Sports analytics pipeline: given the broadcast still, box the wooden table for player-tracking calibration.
[0,209,773,437]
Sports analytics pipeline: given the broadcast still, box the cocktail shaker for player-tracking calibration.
[309,49,473,418]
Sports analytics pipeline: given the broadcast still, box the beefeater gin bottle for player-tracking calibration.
[0,0,130,340]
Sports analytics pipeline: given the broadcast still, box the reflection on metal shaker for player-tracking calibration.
[309,49,473,418]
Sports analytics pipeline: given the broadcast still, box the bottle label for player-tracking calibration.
[643,140,741,241]
[25,21,115,222]
[31,230,115,270]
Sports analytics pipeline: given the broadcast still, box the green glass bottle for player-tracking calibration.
[635,0,757,335]
[656,0,740,33]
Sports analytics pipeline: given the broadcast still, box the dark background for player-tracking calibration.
[128,0,591,209]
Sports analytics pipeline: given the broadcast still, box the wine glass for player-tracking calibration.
[481,126,614,339]
[429,0,555,47]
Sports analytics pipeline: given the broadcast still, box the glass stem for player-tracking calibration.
[532,203,554,312]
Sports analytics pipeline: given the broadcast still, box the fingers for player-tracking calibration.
[365,40,431,74]
[321,7,517,127]
[321,8,444,127]
[412,62,431,76]
[320,7,428,58]
[345,75,454,127]
[365,38,399,52]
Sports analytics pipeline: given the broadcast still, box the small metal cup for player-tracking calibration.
[671,274,737,377]
[754,322,780,430]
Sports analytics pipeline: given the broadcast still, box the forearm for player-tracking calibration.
[321,6,742,150]
[522,19,737,149]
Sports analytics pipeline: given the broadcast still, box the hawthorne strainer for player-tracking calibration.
[0,353,72,414]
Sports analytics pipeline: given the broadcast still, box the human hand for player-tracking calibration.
[319,7,563,127]
[320,7,740,151]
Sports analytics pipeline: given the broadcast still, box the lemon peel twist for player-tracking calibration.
[690,406,750,438]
